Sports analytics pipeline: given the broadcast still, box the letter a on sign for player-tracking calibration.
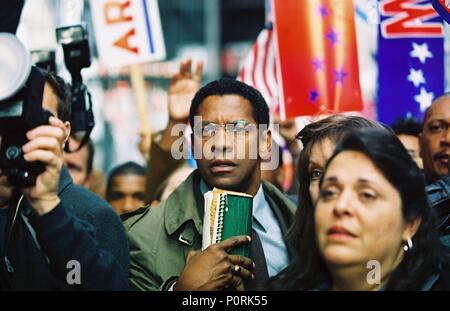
[90,0,166,68]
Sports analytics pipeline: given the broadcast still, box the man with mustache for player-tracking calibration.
[125,79,296,291]
[421,93,450,237]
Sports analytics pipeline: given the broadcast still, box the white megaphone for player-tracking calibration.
[0,32,50,188]
[0,32,31,103]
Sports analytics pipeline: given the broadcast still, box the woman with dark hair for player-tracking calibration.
[269,128,450,290]
[288,115,384,253]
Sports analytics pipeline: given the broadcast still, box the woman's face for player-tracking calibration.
[308,138,336,204]
[315,150,410,271]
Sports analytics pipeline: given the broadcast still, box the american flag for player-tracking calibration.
[236,23,294,192]
[237,23,279,111]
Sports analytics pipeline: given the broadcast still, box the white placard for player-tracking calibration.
[90,0,166,68]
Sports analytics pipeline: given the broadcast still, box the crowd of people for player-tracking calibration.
[1,57,449,290]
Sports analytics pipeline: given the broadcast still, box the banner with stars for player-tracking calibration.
[377,0,445,125]
[272,0,363,119]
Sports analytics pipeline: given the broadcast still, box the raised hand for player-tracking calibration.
[168,59,204,123]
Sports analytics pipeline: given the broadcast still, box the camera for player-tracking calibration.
[56,24,94,148]
[56,24,90,81]
[31,49,56,73]
[0,33,52,188]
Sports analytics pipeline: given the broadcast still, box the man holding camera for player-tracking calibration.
[0,70,130,290]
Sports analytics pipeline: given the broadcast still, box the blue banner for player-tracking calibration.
[377,0,444,125]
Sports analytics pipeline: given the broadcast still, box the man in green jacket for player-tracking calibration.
[125,79,296,291]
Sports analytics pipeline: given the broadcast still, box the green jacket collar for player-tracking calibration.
[163,170,297,248]
[164,170,204,237]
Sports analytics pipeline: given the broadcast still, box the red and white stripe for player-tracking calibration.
[237,27,278,109]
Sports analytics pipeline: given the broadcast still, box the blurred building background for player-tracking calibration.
[15,0,267,175]
[13,0,450,175]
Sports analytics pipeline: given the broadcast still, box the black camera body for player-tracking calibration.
[56,24,94,148]
[56,24,91,80]
[0,66,52,188]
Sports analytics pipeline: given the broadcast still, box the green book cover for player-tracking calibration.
[202,188,253,258]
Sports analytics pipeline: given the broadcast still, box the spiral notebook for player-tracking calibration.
[202,188,253,258]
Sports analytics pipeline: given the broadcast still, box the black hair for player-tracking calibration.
[44,70,71,122]
[390,117,422,137]
[289,115,385,252]
[189,78,269,127]
[106,161,147,198]
[268,128,447,290]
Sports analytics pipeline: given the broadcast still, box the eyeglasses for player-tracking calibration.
[199,120,257,138]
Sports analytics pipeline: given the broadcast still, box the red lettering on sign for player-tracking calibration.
[104,0,132,24]
[113,28,139,54]
[380,0,443,38]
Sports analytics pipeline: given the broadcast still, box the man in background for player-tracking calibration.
[106,162,146,215]
[391,117,423,170]
[63,138,106,197]
[63,137,94,187]
[421,94,450,237]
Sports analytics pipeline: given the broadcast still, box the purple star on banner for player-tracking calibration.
[326,28,339,45]
[334,69,348,84]
[310,90,319,102]
[319,5,329,17]
[312,59,324,71]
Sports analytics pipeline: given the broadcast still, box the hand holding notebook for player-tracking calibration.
[175,235,254,291]
[202,188,253,258]
[175,188,255,291]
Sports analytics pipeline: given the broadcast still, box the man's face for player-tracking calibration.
[192,94,269,195]
[420,96,450,182]
[42,82,59,116]
[397,134,423,170]
[63,138,90,186]
[107,174,146,214]
[0,82,61,206]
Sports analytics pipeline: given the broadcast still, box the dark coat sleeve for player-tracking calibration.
[30,202,131,290]
[61,184,131,279]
